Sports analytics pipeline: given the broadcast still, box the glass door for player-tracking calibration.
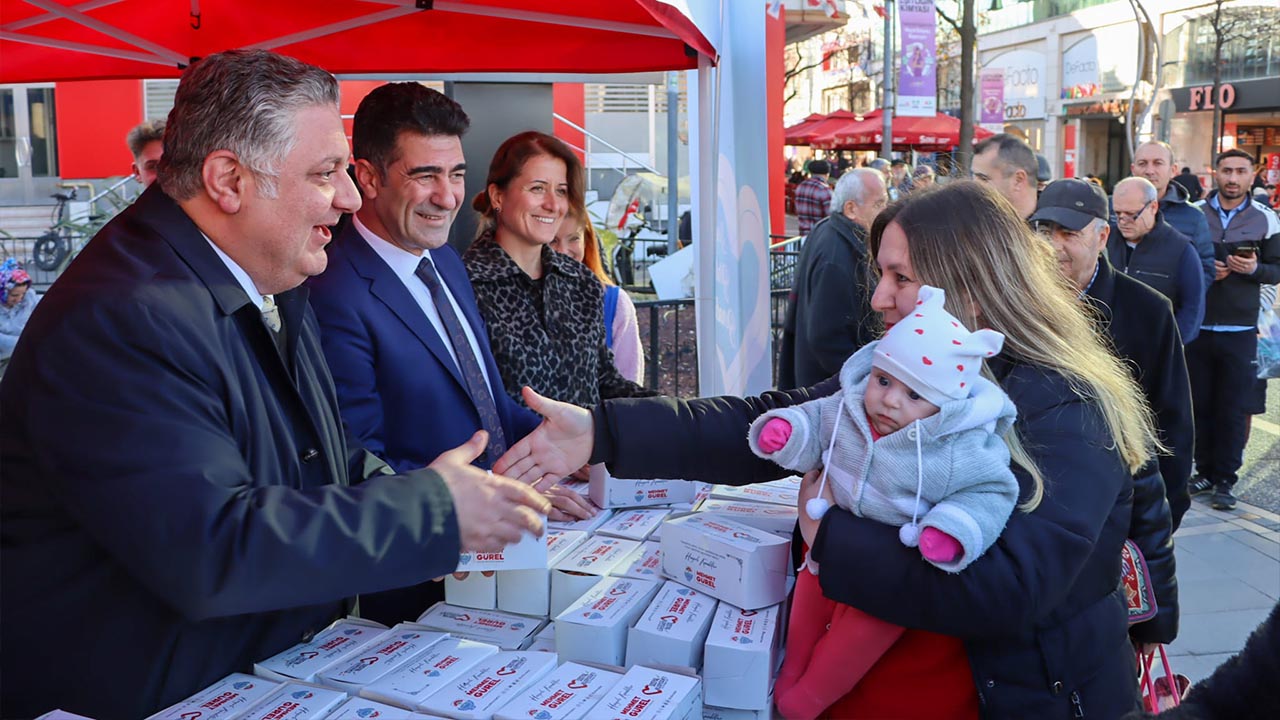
[0,84,60,205]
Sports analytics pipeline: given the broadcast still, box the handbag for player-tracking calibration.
[1120,538,1157,624]
[1138,645,1191,712]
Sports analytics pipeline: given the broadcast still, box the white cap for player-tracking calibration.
[872,285,1005,407]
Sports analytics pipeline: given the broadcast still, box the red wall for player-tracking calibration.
[338,80,385,144]
[56,80,143,179]
[552,83,586,164]
[767,8,785,238]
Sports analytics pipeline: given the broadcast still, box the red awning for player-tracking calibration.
[783,113,826,145]
[812,109,993,151]
[785,109,862,146]
[0,0,717,83]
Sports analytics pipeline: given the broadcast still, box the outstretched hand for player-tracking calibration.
[431,431,550,553]
[493,387,594,492]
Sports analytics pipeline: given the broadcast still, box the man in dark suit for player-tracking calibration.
[307,83,593,622]
[0,51,549,720]
[1030,178,1194,530]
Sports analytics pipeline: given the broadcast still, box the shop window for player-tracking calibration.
[1164,5,1280,86]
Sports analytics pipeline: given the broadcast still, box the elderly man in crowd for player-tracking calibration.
[778,167,887,390]
[0,50,549,719]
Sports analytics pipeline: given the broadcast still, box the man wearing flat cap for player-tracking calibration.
[1031,178,1194,532]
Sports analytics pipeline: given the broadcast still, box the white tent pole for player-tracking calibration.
[0,30,174,66]
[248,6,417,50]
[20,0,185,64]
[1,0,123,31]
[365,0,686,41]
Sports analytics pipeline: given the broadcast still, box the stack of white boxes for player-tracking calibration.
[177,472,803,720]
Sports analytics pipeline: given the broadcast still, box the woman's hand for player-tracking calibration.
[494,387,594,491]
[797,468,832,548]
[545,484,598,522]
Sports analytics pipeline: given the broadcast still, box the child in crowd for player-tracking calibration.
[748,285,1020,720]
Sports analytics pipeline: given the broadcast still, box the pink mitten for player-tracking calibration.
[919,527,963,563]
[757,417,793,453]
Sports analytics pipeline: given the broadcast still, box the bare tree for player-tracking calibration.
[1204,0,1268,157]
[784,44,844,108]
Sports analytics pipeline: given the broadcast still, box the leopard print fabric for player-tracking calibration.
[463,232,657,408]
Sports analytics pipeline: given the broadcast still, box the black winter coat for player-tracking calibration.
[1086,259,1184,645]
[592,356,1146,719]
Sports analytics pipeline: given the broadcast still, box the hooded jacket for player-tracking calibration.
[1161,180,1215,289]
[748,341,1019,573]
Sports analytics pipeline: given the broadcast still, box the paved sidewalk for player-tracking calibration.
[1165,494,1280,683]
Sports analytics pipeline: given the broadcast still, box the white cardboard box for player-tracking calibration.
[596,508,671,542]
[697,499,798,537]
[554,576,661,666]
[615,540,666,581]
[588,465,701,509]
[701,704,772,720]
[239,682,347,719]
[492,661,624,720]
[145,673,283,720]
[702,602,782,710]
[418,651,559,720]
[317,624,449,693]
[416,603,543,651]
[626,581,719,671]
[455,528,548,573]
[549,536,641,617]
[547,508,613,535]
[327,696,438,718]
[445,571,497,610]
[254,617,389,683]
[496,529,588,616]
[589,665,703,720]
[359,638,499,710]
[708,483,797,507]
[524,622,557,653]
[660,515,790,610]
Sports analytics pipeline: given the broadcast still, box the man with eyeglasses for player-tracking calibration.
[1107,177,1204,343]
[1030,178,1193,530]
[1130,141,1215,290]
[1186,148,1280,511]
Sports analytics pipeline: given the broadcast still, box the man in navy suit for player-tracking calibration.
[0,52,549,719]
[308,83,593,623]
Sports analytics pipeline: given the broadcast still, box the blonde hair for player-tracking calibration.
[870,182,1161,511]
[559,213,613,286]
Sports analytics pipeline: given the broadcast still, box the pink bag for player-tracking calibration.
[1138,645,1191,712]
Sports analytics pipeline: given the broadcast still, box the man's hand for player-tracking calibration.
[796,469,833,549]
[432,431,550,553]
[1213,260,1231,281]
[1225,253,1258,276]
[493,387,594,491]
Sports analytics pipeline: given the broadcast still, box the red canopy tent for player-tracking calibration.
[784,108,861,147]
[783,112,826,146]
[0,0,717,82]
[811,109,993,152]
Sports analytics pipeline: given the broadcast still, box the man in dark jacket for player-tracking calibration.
[1172,165,1203,202]
[1187,148,1280,510]
[0,50,549,720]
[1132,141,1215,290]
[1109,177,1205,342]
[1031,178,1194,530]
[777,167,887,389]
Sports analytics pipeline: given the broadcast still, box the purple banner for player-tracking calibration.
[897,0,937,117]
[980,68,1006,125]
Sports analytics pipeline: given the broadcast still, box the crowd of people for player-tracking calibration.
[0,47,1277,719]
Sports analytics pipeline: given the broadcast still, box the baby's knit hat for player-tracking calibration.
[872,285,1005,407]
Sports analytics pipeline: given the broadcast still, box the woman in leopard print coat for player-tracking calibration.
[463,131,657,409]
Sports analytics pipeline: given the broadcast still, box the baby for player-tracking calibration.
[748,285,1020,720]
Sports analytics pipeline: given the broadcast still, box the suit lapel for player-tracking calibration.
[342,227,467,391]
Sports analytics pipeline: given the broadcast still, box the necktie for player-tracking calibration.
[260,295,282,333]
[414,258,508,463]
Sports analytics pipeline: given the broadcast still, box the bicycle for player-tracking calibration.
[31,176,133,272]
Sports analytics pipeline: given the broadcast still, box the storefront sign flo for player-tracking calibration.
[1186,84,1237,111]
